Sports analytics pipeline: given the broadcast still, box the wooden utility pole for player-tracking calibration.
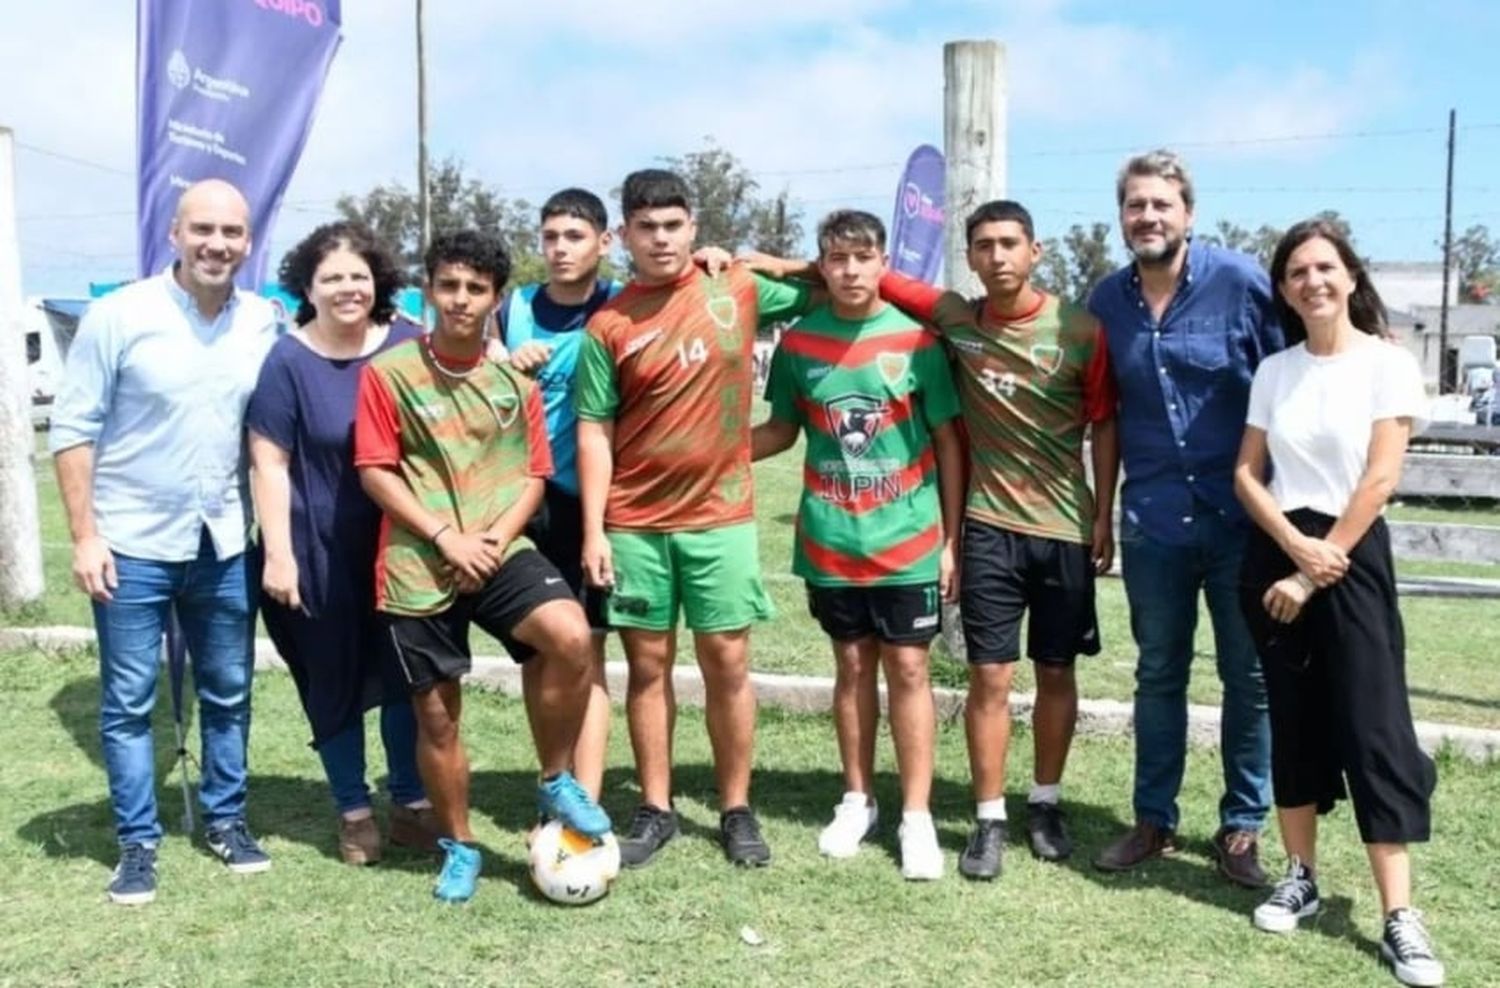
[0,127,44,607]
[416,0,431,289]
[943,41,1007,297]
[1438,108,1456,392]
[940,42,1007,659]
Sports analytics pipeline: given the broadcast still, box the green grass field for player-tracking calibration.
[1,646,1496,987]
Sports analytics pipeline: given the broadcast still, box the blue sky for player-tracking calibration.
[4,0,1499,296]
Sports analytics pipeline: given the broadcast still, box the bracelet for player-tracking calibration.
[429,523,452,544]
[1292,572,1316,593]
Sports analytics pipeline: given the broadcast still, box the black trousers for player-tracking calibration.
[1238,511,1435,844]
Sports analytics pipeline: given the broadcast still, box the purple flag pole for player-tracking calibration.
[888,144,945,285]
[136,0,343,289]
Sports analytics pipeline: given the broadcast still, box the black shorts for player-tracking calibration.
[525,481,609,631]
[806,583,941,646]
[960,518,1100,665]
[380,549,578,694]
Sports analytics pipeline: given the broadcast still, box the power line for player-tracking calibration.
[15,141,133,177]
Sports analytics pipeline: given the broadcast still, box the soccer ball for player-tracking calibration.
[528,820,621,906]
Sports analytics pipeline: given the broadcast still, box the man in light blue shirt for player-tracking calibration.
[50,179,278,905]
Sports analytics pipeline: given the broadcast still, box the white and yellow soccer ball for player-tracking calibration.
[528,820,621,906]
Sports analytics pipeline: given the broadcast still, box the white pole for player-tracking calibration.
[940,42,1007,659]
[0,127,45,607]
[943,40,1008,296]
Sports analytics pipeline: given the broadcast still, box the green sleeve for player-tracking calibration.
[763,343,803,425]
[752,272,814,327]
[574,331,619,420]
[915,340,961,428]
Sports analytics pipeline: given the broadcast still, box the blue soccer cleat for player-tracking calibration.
[433,838,481,903]
[537,771,612,838]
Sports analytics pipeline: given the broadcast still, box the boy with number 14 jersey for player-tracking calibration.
[574,169,812,869]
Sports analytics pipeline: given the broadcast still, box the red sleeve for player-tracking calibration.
[353,365,402,467]
[1082,323,1118,423]
[523,385,554,478]
[879,271,943,323]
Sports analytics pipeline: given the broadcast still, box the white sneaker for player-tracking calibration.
[817,792,877,858]
[899,813,944,881]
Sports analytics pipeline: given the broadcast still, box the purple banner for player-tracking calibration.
[136,0,342,288]
[889,144,945,284]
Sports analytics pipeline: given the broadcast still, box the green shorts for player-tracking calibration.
[605,521,774,632]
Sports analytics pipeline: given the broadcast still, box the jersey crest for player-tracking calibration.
[824,393,888,459]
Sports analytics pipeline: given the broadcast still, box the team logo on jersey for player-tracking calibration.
[876,352,910,387]
[824,393,888,459]
[1029,344,1064,377]
[704,283,739,332]
[491,394,519,428]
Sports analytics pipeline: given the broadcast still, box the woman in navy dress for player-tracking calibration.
[248,222,435,864]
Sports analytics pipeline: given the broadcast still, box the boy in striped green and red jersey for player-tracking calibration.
[753,210,964,881]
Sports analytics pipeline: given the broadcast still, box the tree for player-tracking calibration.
[658,139,805,255]
[1199,211,1357,271]
[335,157,543,286]
[1199,219,1281,270]
[1450,224,1500,303]
[1034,223,1116,303]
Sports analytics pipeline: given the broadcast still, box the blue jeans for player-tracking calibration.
[316,702,425,814]
[92,534,257,846]
[1120,513,1271,832]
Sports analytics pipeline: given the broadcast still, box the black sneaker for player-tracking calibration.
[1026,801,1073,862]
[720,806,771,867]
[1253,857,1320,933]
[205,819,272,874]
[107,843,157,906]
[959,819,1006,880]
[618,804,678,869]
[1381,908,1445,987]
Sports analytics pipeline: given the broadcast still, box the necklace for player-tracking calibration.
[426,338,483,379]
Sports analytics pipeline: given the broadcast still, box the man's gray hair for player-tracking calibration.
[1115,149,1196,211]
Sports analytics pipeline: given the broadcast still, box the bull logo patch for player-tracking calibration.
[824,393,888,459]
[1030,344,1064,377]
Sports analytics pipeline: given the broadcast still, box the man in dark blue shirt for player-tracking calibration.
[1087,151,1283,888]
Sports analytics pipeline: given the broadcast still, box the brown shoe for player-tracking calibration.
[338,814,381,866]
[1092,821,1179,872]
[389,803,440,853]
[1213,826,1268,888]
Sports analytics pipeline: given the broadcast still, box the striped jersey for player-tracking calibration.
[353,336,551,616]
[575,264,810,532]
[882,272,1116,544]
[764,304,960,586]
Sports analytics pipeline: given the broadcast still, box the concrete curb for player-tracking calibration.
[5,624,1497,763]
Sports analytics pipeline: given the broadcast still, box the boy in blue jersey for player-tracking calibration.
[498,188,622,800]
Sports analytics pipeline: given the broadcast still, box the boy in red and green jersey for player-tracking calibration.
[753,210,964,881]
[573,169,813,869]
[878,200,1119,880]
[354,231,610,904]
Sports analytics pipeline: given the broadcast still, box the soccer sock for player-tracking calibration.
[902,810,933,827]
[976,798,1007,821]
[1028,783,1061,806]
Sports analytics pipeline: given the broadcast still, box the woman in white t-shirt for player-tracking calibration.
[1232,219,1444,988]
